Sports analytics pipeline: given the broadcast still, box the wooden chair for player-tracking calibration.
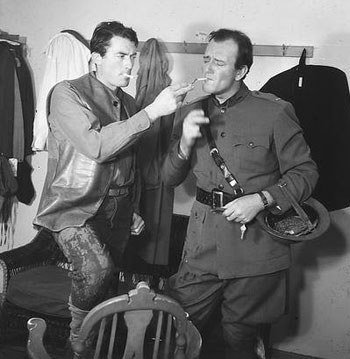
[27,281,202,359]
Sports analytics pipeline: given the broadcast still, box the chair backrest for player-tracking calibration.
[27,281,201,359]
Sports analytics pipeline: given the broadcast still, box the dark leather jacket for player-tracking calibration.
[34,73,151,231]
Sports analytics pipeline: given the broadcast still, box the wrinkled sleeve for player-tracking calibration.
[48,81,151,163]
[265,102,319,212]
[161,107,191,187]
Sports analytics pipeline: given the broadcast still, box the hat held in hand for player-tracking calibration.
[257,182,330,244]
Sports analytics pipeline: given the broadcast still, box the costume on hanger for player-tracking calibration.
[0,41,33,159]
[0,37,34,247]
[260,51,350,211]
[130,38,174,267]
[32,31,90,151]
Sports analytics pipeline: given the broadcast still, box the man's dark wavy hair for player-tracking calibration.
[208,28,253,72]
[90,21,138,56]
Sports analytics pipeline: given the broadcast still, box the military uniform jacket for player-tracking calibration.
[162,83,318,278]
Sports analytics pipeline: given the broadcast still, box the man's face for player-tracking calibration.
[202,39,241,99]
[94,36,137,90]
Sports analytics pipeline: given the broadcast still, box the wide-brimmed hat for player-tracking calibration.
[257,183,330,244]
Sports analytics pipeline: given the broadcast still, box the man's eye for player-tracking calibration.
[215,61,225,66]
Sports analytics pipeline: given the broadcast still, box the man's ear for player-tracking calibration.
[91,52,102,67]
[235,65,248,81]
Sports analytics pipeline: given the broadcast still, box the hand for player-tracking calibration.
[222,194,264,223]
[179,109,210,157]
[130,212,145,235]
[144,83,193,122]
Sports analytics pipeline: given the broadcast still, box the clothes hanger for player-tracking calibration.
[60,29,90,49]
[298,48,307,68]
[0,30,25,49]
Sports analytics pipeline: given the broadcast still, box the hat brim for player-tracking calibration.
[257,198,330,244]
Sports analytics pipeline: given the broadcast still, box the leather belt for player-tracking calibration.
[108,187,129,197]
[196,187,243,208]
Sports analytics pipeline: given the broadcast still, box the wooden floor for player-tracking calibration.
[0,344,323,359]
[271,349,322,359]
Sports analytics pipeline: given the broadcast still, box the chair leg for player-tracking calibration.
[257,324,271,359]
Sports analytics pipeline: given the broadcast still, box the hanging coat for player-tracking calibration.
[260,53,350,211]
[133,38,174,266]
[0,41,34,159]
[0,40,35,205]
[31,31,90,151]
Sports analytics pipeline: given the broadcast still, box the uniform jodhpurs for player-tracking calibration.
[167,260,287,359]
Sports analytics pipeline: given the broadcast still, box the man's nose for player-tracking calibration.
[204,61,214,73]
[125,57,133,69]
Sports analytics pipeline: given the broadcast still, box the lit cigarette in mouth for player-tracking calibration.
[124,74,135,79]
[191,77,207,85]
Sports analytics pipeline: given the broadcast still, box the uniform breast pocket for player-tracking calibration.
[232,134,275,173]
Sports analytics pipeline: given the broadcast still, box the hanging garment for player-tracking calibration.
[260,54,350,211]
[0,41,33,159]
[0,39,35,205]
[32,31,90,151]
[132,38,174,266]
[0,155,18,247]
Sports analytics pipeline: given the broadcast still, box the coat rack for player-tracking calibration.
[139,41,313,58]
[0,30,27,56]
[0,30,26,44]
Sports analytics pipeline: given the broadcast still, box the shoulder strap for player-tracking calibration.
[202,98,244,195]
[278,182,315,231]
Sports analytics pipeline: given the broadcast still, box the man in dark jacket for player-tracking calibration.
[162,28,318,359]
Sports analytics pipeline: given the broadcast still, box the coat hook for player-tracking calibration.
[282,44,287,56]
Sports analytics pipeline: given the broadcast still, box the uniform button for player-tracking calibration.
[113,101,118,107]
[220,107,226,113]
[220,132,226,138]
[218,184,224,190]
[248,142,254,147]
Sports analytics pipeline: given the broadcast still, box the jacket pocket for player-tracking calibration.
[232,134,276,173]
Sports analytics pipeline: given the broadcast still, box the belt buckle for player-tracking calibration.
[212,189,224,209]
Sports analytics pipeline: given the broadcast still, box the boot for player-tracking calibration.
[68,298,94,358]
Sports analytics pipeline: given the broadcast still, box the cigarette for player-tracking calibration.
[191,77,207,85]
[124,74,135,79]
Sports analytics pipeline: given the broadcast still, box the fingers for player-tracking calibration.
[174,83,194,97]
[131,221,145,235]
[130,213,145,235]
[184,109,209,125]
[170,82,193,93]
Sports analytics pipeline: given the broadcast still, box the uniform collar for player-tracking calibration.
[211,82,250,108]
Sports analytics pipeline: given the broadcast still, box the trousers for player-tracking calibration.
[167,260,287,359]
[53,194,134,344]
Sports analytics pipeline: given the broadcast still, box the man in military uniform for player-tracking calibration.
[162,29,318,359]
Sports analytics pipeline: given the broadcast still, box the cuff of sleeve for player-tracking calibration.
[129,109,152,133]
[265,184,291,214]
[171,141,191,168]
[177,143,189,161]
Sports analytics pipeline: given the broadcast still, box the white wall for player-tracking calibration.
[1,1,350,358]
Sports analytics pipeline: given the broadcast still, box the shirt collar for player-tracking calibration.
[89,71,122,99]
